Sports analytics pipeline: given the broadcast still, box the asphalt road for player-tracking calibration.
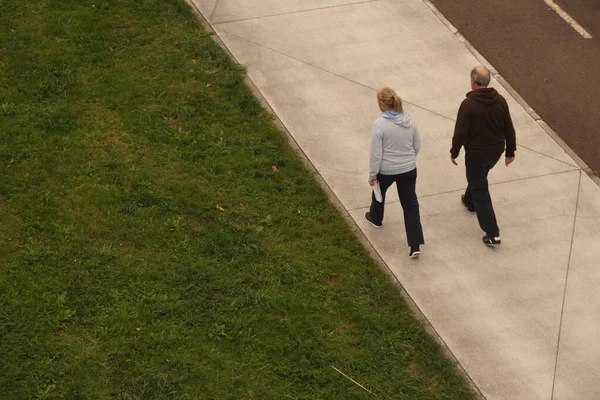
[429,0,600,172]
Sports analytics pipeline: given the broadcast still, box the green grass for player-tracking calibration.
[0,1,477,399]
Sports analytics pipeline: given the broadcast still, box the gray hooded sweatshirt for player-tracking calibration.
[369,111,421,180]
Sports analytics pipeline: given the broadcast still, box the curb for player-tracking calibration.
[184,0,486,398]
[421,0,600,188]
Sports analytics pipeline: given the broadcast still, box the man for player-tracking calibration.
[451,66,516,246]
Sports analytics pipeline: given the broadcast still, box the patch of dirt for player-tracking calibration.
[426,379,439,391]
[407,363,420,374]
[87,103,122,130]
[322,276,339,287]
[335,323,354,335]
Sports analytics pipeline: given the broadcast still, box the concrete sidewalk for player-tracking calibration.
[190,1,600,398]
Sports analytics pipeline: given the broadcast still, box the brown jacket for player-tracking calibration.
[450,88,516,161]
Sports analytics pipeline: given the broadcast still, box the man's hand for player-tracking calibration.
[505,156,515,166]
[368,179,378,187]
[451,157,458,166]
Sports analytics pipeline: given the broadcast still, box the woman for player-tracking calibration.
[365,87,425,259]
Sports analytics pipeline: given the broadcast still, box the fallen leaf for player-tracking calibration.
[206,82,214,87]
[215,205,225,212]
[109,47,114,52]
[136,328,141,331]
[272,165,278,172]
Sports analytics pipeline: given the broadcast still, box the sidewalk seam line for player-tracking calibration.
[208,0,220,23]
[215,28,457,122]
[516,144,579,168]
[347,168,581,211]
[469,168,579,189]
[212,0,381,25]
[550,169,582,399]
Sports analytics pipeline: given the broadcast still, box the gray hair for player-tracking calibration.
[471,66,491,87]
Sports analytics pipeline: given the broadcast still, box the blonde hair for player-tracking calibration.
[377,87,403,113]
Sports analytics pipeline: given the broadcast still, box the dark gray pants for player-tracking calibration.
[463,156,501,237]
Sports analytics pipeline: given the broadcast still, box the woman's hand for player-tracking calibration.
[368,179,378,187]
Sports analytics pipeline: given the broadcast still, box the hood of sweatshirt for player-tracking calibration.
[466,87,499,105]
[467,88,499,104]
[381,110,413,127]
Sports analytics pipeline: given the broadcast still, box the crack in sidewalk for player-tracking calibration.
[212,0,381,25]
[550,169,583,399]
[208,0,220,22]
[347,168,581,211]
[215,28,458,123]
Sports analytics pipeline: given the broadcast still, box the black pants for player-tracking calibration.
[369,168,425,247]
[463,156,500,237]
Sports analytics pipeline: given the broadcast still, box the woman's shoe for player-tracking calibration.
[364,212,382,228]
[409,245,421,259]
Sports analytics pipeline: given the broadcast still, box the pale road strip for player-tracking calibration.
[543,0,593,39]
